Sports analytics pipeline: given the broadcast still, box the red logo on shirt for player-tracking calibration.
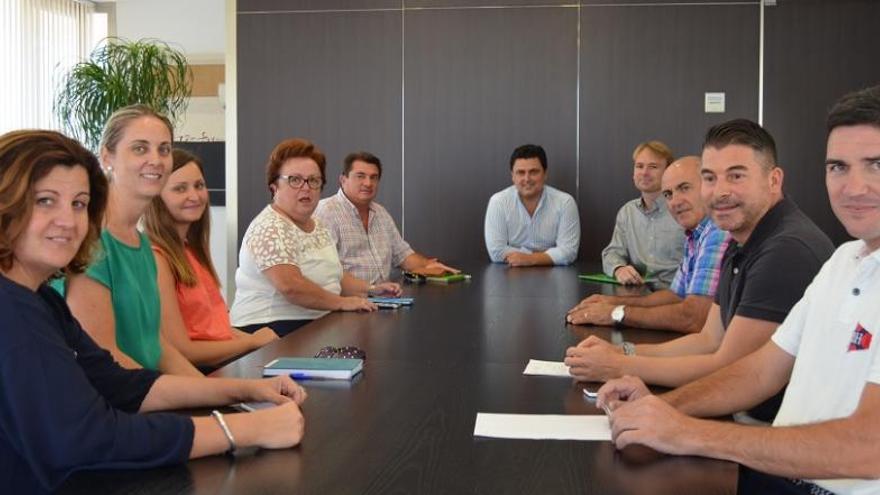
[848,323,872,352]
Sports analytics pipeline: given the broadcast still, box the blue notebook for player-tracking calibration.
[263,357,363,380]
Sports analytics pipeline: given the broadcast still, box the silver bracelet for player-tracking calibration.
[211,410,236,454]
[621,341,636,356]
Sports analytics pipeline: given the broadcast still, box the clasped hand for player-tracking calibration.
[563,336,624,381]
[596,375,695,456]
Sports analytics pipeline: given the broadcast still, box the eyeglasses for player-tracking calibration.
[278,174,323,190]
[315,346,366,360]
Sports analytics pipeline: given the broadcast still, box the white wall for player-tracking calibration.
[115,0,230,291]
[114,0,225,63]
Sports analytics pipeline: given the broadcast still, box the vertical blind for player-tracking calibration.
[0,0,95,134]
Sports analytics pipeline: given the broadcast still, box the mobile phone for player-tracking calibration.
[375,302,400,309]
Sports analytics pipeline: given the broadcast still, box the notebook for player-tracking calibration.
[263,357,364,380]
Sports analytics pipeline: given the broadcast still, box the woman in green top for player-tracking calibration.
[64,104,200,375]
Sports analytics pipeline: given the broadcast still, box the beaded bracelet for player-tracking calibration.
[211,410,237,454]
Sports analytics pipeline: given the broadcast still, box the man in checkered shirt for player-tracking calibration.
[315,151,458,284]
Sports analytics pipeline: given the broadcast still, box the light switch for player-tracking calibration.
[705,92,726,113]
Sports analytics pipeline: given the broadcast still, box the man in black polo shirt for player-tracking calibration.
[566,119,833,423]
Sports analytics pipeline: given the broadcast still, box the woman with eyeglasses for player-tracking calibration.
[143,149,278,369]
[229,138,400,337]
[0,130,306,493]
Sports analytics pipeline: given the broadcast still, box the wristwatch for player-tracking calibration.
[611,305,626,326]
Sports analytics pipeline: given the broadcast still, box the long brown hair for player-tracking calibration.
[143,148,218,287]
[0,130,108,275]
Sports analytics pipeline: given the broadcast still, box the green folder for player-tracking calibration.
[578,273,658,285]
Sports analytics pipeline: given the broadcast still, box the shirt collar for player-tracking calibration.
[517,186,548,213]
[687,215,713,239]
[637,195,665,215]
[336,187,375,214]
[856,241,880,263]
[736,196,792,255]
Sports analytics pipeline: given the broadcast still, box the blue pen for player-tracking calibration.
[290,373,316,380]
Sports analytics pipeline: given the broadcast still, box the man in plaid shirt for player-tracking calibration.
[567,156,730,334]
[314,152,458,284]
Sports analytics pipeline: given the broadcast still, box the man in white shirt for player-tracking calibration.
[484,144,580,266]
[596,85,880,495]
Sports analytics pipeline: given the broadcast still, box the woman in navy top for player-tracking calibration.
[0,130,307,492]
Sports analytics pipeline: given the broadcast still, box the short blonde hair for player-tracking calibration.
[632,140,674,167]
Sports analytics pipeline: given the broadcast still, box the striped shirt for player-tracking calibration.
[484,185,580,265]
[314,189,414,284]
[669,216,731,298]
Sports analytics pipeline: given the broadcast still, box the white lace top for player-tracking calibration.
[230,205,343,326]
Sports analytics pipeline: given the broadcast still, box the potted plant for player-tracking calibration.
[55,37,192,151]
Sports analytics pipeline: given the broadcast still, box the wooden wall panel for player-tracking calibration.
[237,10,403,243]
[578,3,759,261]
[764,0,880,245]
[403,7,578,261]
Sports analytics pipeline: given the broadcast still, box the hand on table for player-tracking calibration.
[340,296,378,312]
[244,401,306,449]
[424,259,460,275]
[566,301,616,325]
[603,386,696,455]
[247,375,309,405]
[564,340,625,382]
[369,282,402,297]
[504,252,536,267]
[614,265,644,285]
[596,375,652,411]
[569,294,614,313]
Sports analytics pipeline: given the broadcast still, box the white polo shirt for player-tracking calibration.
[772,240,880,495]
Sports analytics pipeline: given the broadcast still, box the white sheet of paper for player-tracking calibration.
[523,359,571,377]
[473,413,611,441]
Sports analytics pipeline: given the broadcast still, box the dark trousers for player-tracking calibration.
[738,466,837,495]
[238,319,311,338]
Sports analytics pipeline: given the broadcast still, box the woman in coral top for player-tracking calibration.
[144,149,277,368]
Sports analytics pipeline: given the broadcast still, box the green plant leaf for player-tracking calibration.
[54,37,193,151]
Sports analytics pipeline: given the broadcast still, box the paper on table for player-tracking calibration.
[523,359,571,377]
[474,413,611,441]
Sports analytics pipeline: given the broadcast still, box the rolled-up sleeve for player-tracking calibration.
[484,193,512,263]
[544,196,580,265]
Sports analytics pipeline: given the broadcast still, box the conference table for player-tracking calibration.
[61,261,739,494]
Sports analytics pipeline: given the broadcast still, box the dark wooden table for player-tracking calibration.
[61,261,737,495]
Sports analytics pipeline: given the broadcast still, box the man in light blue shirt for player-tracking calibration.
[484,144,580,266]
